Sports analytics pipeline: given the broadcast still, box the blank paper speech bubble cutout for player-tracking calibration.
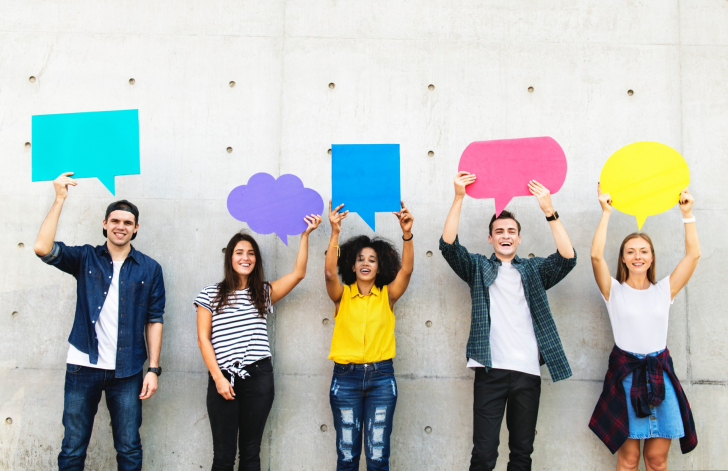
[332,144,401,231]
[458,137,567,215]
[227,173,324,245]
[31,109,141,195]
[600,142,689,230]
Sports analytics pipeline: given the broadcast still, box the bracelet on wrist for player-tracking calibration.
[402,233,413,241]
[682,217,696,224]
[329,242,340,257]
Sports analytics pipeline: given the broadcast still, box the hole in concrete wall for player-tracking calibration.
[25,142,31,149]
[17,243,24,249]
[322,318,330,325]
[320,424,328,432]
[229,81,236,88]
[528,253,535,259]
[428,84,435,91]
[428,151,434,157]
[425,320,432,327]
[226,147,233,153]
[328,83,335,89]
[29,76,36,83]
[129,78,135,85]
[221,248,226,254]
[11,311,19,318]
[424,426,432,433]
[426,251,433,257]
[627,89,634,96]
[328,148,332,155]
[5,418,12,425]
[528,86,534,93]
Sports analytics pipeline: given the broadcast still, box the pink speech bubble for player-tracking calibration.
[458,137,567,215]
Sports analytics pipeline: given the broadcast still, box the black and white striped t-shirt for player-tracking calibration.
[194,283,272,384]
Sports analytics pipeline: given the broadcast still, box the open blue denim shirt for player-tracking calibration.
[439,235,576,382]
[39,241,165,378]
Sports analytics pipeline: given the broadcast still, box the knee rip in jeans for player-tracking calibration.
[341,427,353,445]
[340,408,354,425]
[370,446,384,461]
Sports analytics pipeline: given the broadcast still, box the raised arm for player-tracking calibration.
[669,189,700,300]
[325,201,347,303]
[590,183,613,300]
[34,172,77,256]
[269,215,321,305]
[442,171,476,244]
[528,180,575,259]
[387,201,414,305]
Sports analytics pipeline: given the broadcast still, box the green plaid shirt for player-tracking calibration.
[439,235,576,382]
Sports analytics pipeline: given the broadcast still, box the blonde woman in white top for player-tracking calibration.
[590,184,700,471]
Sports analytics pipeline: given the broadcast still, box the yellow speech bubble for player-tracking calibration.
[600,142,689,229]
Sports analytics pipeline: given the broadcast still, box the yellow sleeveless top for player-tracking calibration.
[328,283,396,364]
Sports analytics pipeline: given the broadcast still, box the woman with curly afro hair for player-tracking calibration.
[324,200,414,471]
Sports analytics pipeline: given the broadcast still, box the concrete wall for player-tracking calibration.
[1,1,727,469]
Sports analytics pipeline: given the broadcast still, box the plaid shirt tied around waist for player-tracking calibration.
[589,345,698,454]
[439,236,576,382]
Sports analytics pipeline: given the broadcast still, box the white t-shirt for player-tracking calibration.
[468,261,541,377]
[603,276,673,355]
[67,261,122,369]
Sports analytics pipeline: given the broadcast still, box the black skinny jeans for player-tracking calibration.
[470,368,541,471]
[206,358,275,471]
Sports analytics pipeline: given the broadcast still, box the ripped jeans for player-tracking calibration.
[329,360,398,471]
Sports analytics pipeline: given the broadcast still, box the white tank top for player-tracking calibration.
[602,276,673,355]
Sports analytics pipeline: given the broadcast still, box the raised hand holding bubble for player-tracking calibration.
[53,172,78,200]
[454,171,477,198]
[392,201,413,234]
[597,183,612,214]
[328,200,349,234]
[303,215,322,235]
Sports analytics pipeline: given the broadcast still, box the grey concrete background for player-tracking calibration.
[1,1,727,469]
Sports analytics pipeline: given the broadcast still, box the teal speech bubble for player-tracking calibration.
[32,109,141,194]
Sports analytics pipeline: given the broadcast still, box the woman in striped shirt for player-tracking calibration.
[195,217,320,471]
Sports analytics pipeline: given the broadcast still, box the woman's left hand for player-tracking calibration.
[303,215,322,235]
[393,201,413,234]
[679,189,694,215]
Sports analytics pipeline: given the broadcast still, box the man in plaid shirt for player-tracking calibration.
[439,171,577,471]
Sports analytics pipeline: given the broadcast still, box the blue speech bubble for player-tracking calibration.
[32,109,141,195]
[332,144,401,231]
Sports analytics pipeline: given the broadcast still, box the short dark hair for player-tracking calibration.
[488,210,521,235]
[337,235,401,288]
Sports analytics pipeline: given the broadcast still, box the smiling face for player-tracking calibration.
[488,218,521,260]
[352,247,379,283]
[232,240,256,278]
[621,237,653,277]
[103,210,138,247]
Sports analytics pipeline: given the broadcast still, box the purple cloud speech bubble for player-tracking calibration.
[227,173,324,245]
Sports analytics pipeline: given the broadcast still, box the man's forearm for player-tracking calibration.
[146,322,163,367]
[548,219,575,259]
[442,196,464,244]
[34,198,65,256]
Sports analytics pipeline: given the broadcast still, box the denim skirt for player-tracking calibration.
[622,349,685,439]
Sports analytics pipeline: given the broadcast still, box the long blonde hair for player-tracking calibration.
[616,232,656,284]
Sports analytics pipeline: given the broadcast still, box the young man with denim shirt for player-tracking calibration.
[440,171,576,471]
[34,172,165,471]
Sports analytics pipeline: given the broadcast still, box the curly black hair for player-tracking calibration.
[337,235,401,288]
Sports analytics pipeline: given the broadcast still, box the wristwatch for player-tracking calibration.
[546,211,559,222]
[148,367,162,377]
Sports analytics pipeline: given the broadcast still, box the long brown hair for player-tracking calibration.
[616,232,656,285]
[212,231,269,317]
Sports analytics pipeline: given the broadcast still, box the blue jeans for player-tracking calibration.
[58,364,144,471]
[329,360,398,471]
